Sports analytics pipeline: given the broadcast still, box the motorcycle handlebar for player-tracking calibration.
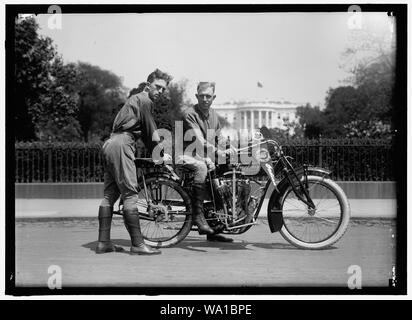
[227,139,280,155]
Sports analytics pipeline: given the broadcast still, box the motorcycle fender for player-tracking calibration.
[268,207,284,233]
[266,165,330,233]
[141,171,180,183]
[295,166,331,178]
[267,194,283,233]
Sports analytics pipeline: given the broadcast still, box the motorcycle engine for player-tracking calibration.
[204,176,258,233]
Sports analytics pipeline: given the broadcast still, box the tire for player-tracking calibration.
[136,176,192,248]
[279,175,350,249]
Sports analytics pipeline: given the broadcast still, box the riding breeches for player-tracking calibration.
[175,155,208,184]
[100,132,139,211]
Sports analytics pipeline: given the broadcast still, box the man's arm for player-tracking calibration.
[139,100,160,152]
[184,113,218,156]
[215,117,228,151]
[214,116,237,161]
[112,95,140,133]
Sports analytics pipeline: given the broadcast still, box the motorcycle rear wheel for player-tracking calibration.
[279,175,350,249]
[136,176,192,248]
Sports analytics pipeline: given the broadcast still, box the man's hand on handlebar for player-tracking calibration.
[163,153,173,164]
[153,153,173,165]
[226,146,238,157]
[204,157,216,171]
[217,146,237,158]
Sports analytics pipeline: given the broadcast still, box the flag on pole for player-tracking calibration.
[257,81,263,88]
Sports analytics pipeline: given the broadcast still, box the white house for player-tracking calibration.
[212,100,300,134]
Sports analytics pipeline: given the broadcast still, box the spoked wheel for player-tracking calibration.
[136,176,192,248]
[279,175,350,249]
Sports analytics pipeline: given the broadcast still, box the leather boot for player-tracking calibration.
[96,206,124,254]
[207,234,234,242]
[123,209,161,255]
[192,183,214,235]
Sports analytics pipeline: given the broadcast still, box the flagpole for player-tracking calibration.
[255,84,257,101]
[256,81,263,101]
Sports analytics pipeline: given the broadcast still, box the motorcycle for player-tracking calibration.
[114,133,351,250]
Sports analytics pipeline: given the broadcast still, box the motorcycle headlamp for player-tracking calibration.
[255,148,270,163]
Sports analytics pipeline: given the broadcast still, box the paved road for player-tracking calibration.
[15,217,396,289]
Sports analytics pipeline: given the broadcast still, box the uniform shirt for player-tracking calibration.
[112,91,160,151]
[182,104,223,157]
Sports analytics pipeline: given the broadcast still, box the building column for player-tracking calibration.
[265,111,269,127]
[251,110,254,132]
[258,110,262,128]
[272,111,275,127]
[243,111,247,129]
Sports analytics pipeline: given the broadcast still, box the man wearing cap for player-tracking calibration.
[179,82,234,242]
[96,68,173,255]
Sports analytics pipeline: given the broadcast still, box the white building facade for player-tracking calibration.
[212,101,300,133]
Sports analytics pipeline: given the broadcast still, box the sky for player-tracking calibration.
[34,11,394,107]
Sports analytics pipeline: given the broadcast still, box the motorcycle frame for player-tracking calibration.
[126,141,330,234]
[204,139,328,233]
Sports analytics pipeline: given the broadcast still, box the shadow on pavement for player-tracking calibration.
[83,238,338,253]
[175,237,303,252]
[82,239,131,254]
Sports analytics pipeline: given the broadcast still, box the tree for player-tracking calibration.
[158,79,191,131]
[331,27,396,137]
[130,79,191,132]
[323,54,395,138]
[14,16,82,141]
[341,28,395,86]
[33,59,83,141]
[343,120,392,139]
[217,115,230,128]
[355,59,394,122]
[295,103,327,138]
[267,127,291,141]
[75,62,127,141]
[323,86,362,137]
[14,16,55,141]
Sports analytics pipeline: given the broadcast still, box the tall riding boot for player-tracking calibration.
[123,209,161,255]
[192,183,214,235]
[96,206,124,254]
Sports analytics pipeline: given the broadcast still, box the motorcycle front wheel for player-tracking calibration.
[279,175,350,249]
[136,176,192,248]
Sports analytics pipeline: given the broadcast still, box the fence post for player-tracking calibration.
[47,144,53,182]
[318,145,323,167]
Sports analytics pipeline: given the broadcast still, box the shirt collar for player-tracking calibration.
[140,90,154,111]
[195,104,210,120]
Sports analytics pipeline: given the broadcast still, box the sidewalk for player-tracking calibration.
[15,198,397,219]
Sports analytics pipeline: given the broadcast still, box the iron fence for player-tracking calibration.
[279,139,394,181]
[14,139,394,183]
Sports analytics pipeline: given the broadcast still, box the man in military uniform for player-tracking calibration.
[179,82,235,242]
[96,69,172,255]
